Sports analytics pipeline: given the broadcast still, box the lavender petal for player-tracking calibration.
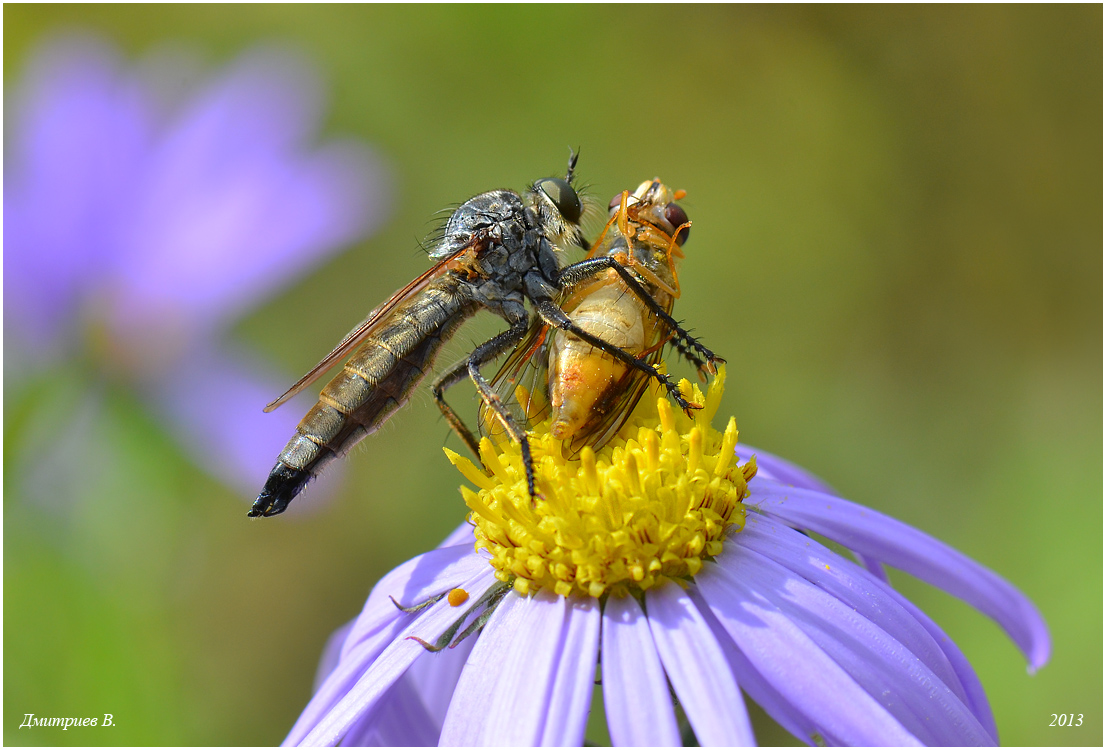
[750,478,1051,670]
[718,536,994,745]
[855,551,891,584]
[438,521,477,549]
[736,513,974,711]
[687,586,832,745]
[291,545,488,739]
[538,597,601,746]
[601,594,681,747]
[737,442,836,493]
[646,582,755,746]
[341,546,490,660]
[439,590,567,745]
[401,628,478,729]
[879,577,999,741]
[338,671,439,747]
[292,567,496,746]
[313,620,356,694]
[697,562,923,746]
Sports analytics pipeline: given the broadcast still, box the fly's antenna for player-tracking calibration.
[565,147,580,183]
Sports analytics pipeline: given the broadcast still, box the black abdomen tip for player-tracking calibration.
[249,463,311,518]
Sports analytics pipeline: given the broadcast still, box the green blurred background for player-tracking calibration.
[4,5,1101,746]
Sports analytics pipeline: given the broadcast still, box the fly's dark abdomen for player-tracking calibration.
[251,464,310,519]
[250,284,472,517]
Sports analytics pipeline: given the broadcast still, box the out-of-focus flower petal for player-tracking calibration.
[538,597,600,746]
[440,591,567,745]
[146,342,334,498]
[750,477,1052,671]
[646,582,755,746]
[110,48,389,334]
[5,35,150,349]
[6,34,391,498]
[698,561,924,746]
[601,594,681,747]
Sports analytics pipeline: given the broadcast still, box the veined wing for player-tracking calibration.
[479,319,553,441]
[264,246,471,413]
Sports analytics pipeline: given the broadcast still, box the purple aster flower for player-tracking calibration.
[284,368,1049,746]
[5,34,388,496]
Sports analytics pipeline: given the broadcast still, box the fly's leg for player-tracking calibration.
[558,257,722,374]
[669,333,714,380]
[432,358,482,460]
[533,299,701,416]
[463,317,540,501]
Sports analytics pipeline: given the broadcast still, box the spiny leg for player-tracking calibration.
[557,256,722,373]
[463,317,540,501]
[533,299,700,416]
[609,250,712,375]
[668,328,713,378]
[432,356,483,460]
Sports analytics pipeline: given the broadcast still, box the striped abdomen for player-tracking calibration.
[252,284,473,516]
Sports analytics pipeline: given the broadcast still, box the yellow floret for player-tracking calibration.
[444,365,756,598]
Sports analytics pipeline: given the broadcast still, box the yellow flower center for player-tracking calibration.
[445,365,756,598]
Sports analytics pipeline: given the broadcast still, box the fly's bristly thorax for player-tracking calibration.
[429,190,525,261]
[447,365,754,599]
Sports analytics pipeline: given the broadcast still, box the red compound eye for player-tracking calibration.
[665,203,690,245]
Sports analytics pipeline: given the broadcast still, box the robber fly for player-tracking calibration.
[251,158,698,517]
[477,178,718,458]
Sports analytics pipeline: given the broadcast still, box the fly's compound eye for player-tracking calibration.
[665,203,691,245]
[608,192,624,212]
[537,178,582,224]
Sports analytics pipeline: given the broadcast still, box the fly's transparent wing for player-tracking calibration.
[479,319,553,443]
[264,246,471,413]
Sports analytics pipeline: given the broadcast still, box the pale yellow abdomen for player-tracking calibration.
[548,285,645,440]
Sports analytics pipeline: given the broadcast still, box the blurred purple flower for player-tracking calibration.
[284,381,1049,746]
[5,35,389,496]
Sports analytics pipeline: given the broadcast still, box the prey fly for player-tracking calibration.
[477,178,720,458]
